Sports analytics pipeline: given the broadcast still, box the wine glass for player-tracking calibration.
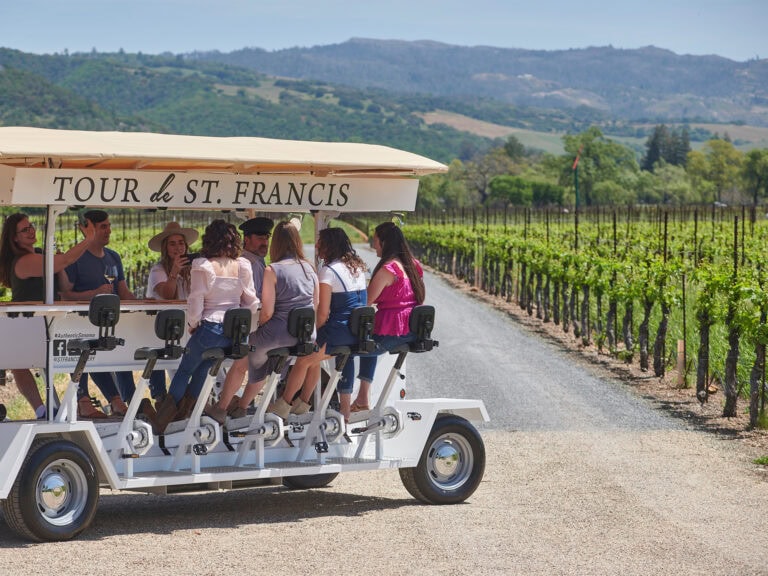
[104,264,118,290]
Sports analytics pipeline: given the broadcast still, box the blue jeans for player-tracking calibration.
[356,333,416,384]
[77,372,119,400]
[168,321,231,404]
[148,371,169,399]
[77,371,135,401]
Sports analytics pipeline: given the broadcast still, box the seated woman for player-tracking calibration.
[208,220,317,422]
[0,212,96,419]
[149,219,259,434]
[268,227,367,421]
[351,221,425,412]
[145,221,199,405]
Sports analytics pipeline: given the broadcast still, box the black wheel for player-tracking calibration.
[399,415,485,505]
[1,438,99,542]
[282,473,339,490]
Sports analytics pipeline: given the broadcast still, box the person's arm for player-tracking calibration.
[186,262,209,332]
[238,257,261,323]
[116,279,136,300]
[258,266,276,325]
[14,221,96,279]
[316,283,332,328]
[366,264,396,305]
[59,263,112,300]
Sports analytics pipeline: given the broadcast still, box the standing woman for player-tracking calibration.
[210,220,317,421]
[145,221,199,404]
[0,212,96,418]
[351,221,425,412]
[268,227,367,421]
[150,219,259,434]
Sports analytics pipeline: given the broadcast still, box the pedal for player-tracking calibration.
[228,431,246,438]
[314,441,328,453]
[192,443,208,455]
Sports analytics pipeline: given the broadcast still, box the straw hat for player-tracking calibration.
[148,221,199,252]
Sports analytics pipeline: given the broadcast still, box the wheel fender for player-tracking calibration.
[0,422,118,499]
[379,398,488,463]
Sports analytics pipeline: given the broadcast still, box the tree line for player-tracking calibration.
[417,126,768,210]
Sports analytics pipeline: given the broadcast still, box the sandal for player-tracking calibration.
[78,396,107,419]
[350,401,370,413]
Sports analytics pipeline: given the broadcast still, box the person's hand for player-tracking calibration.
[169,253,187,279]
[188,324,197,335]
[79,219,96,242]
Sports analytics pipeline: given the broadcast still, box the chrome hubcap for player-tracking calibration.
[426,433,473,490]
[36,459,88,526]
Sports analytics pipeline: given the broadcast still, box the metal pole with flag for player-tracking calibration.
[573,145,583,250]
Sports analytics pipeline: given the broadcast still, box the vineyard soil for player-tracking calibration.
[429,267,768,459]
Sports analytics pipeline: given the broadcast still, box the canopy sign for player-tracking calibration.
[0,166,419,212]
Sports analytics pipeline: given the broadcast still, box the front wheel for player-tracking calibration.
[399,415,485,505]
[1,439,99,542]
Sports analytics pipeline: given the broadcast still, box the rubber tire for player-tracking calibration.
[399,414,485,505]
[1,438,99,542]
[282,473,339,490]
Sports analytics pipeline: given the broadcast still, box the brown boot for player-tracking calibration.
[173,393,196,421]
[138,398,157,420]
[78,395,107,419]
[149,394,178,434]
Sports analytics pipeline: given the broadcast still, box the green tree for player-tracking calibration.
[742,148,768,206]
[488,175,532,206]
[560,127,639,206]
[503,135,526,161]
[704,138,743,202]
[461,148,516,204]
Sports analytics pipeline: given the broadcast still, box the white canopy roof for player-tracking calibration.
[0,127,446,212]
[0,127,447,176]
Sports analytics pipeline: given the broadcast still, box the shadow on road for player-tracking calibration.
[0,484,417,544]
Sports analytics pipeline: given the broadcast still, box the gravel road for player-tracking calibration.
[1,249,767,575]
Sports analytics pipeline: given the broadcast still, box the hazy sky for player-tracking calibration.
[0,0,765,62]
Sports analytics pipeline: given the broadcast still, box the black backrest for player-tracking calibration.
[349,306,376,353]
[88,293,120,328]
[154,309,185,344]
[287,306,315,343]
[409,305,435,341]
[223,308,252,357]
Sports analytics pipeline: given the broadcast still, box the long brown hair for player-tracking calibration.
[201,219,241,259]
[372,222,425,304]
[0,213,30,287]
[160,235,191,295]
[318,227,366,276]
[269,221,314,279]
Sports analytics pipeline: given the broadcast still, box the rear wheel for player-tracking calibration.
[399,415,485,504]
[1,438,99,542]
[282,473,339,490]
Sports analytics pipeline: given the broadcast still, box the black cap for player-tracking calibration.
[83,209,108,223]
[239,217,274,236]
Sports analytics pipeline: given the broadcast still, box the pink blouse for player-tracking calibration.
[187,257,260,328]
[373,259,423,336]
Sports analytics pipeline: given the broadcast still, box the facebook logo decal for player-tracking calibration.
[53,339,68,357]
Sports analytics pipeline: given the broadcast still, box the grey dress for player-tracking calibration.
[248,257,317,382]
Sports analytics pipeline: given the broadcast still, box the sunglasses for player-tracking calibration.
[17,223,35,234]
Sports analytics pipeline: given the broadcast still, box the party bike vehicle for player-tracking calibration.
[0,127,488,542]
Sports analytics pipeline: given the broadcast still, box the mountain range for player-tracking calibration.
[1,40,767,163]
[192,39,768,127]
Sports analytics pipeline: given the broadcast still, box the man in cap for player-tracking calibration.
[238,216,273,297]
[60,209,136,418]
